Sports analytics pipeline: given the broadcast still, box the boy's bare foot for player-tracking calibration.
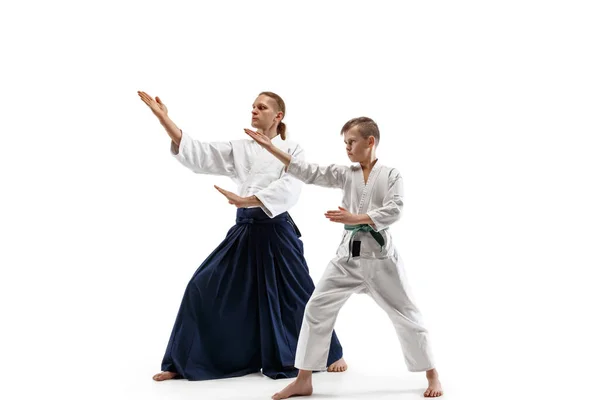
[272,371,313,400]
[423,368,443,397]
[152,371,178,381]
[327,357,348,372]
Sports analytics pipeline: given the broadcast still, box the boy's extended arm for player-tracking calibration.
[245,128,346,188]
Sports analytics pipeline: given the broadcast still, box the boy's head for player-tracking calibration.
[340,117,380,163]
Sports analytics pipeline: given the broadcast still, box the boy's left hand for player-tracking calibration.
[325,207,360,224]
[244,129,272,149]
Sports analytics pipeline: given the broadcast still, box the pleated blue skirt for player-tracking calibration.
[161,207,343,380]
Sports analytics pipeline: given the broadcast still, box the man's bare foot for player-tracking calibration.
[152,371,178,381]
[272,371,313,400]
[423,368,443,397]
[327,357,348,372]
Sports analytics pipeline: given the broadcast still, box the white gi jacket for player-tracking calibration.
[287,156,403,259]
[287,156,435,373]
[171,131,304,218]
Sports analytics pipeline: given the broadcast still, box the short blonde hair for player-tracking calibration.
[340,117,380,145]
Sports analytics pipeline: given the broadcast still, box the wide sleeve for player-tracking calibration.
[170,130,237,178]
[286,155,348,189]
[366,169,404,232]
[253,144,305,218]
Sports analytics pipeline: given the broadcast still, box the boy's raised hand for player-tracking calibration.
[244,129,272,149]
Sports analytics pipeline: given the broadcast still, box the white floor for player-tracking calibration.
[124,363,452,400]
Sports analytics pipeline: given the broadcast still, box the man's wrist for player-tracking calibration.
[244,195,261,207]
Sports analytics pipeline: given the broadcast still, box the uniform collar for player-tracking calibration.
[353,158,381,171]
[271,134,284,146]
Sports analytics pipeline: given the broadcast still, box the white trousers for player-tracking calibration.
[294,231,435,372]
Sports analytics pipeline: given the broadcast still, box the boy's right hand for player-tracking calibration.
[244,129,272,149]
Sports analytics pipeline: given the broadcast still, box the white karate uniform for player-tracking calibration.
[171,131,304,217]
[287,157,435,372]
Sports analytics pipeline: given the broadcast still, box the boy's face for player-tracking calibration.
[251,95,282,131]
[343,126,374,163]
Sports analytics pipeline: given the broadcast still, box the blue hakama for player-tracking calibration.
[160,207,344,380]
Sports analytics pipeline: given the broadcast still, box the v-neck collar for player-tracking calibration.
[356,160,383,214]
[253,133,283,152]
[250,133,283,157]
[271,134,284,146]
[360,159,381,186]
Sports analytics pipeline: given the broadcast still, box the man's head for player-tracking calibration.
[251,92,286,139]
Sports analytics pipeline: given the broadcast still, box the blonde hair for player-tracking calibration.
[341,117,380,145]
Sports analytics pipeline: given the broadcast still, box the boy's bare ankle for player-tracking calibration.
[296,370,313,381]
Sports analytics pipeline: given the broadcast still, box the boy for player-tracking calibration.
[244,117,443,398]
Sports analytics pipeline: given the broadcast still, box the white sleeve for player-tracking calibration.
[286,155,347,189]
[254,144,304,218]
[366,170,404,232]
[170,131,237,178]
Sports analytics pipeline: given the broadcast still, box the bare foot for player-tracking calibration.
[423,368,443,397]
[152,371,178,381]
[272,376,313,400]
[327,357,348,372]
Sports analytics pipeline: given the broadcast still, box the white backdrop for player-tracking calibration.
[1,1,599,399]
